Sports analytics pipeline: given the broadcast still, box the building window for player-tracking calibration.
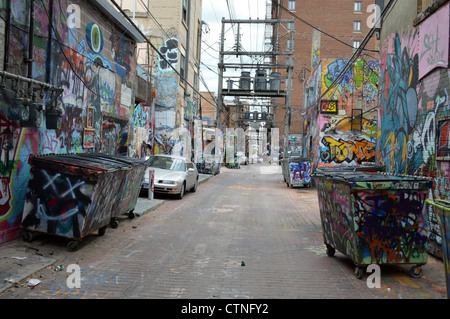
[353,21,361,32]
[288,0,296,11]
[437,119,450,159]
[353,40,361,51]
[194,71,198,89]
[182,0,188,23]
[354,1,362,12]
[351,109,362,131]
[418,0,435,13]
[180,53,186,81]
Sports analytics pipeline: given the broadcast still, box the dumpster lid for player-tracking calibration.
[77,153,149,166]
[316,171,432,186]
[315,164,385,173]
[61,155,135,171]
[29,154,131,175]
[287,157,311,162]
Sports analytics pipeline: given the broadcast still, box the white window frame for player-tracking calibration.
[354,1,362,12]
[182,0,188,23]
[180,53,186,81]
[288,0,296,11]
[353,21,361,32]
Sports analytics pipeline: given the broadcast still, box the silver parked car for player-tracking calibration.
[142,155,199,199]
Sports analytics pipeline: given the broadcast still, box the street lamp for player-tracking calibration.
[1,126,14,152]
[45,92,63,130]
[45,106,62,130]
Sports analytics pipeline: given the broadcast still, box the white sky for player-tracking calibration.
[199,0,269,95]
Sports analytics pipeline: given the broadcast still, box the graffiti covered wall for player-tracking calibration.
[153,37,180,155]
[0,0,138,244]
[317,58,379,167]
[377,3,450,257]
[152,37,196,158]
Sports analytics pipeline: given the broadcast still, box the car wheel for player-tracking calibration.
[177,182,186,199]
[190,178,199,192]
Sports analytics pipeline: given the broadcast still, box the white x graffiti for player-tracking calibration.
[43,171,61,192]
[61,178,86,199]
[42,170,85,199]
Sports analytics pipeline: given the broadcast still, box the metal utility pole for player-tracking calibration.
[283,29,295,153]
[216,16,295,136]
[216,18,226,129]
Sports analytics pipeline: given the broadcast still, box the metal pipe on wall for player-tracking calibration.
[3,0,11,71]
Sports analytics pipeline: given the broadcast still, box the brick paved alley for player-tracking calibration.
[0,164,447,303]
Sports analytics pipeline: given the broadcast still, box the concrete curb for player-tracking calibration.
[0,246,56,294]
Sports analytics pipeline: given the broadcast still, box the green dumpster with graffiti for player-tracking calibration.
[313,170,432,279]
[426,199,450,299]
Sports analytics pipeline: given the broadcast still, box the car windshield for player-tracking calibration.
[148,156,186,172]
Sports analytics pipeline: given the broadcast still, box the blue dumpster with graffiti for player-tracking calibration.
[282,156,311,188]
[313,170,432,279]
[196,154,220,175]
[21,154,147,251]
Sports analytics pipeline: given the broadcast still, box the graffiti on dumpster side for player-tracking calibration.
[316,180,354,258]
[353,189,428,265]
[83,170,126,235]
[117,166,146,214]
[289,162,311,184]
[21,168,95,238]
[316,178,429,265]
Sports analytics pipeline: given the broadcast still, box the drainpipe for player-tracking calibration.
[185,0,191,87]
[185,0,192,144]
[26,0,35,98]
[44,0,53,85]
[3,0,11,71]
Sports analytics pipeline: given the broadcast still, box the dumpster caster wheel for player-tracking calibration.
[410,265,423,278]
[110,218,119,229]
[67,241,79,252]
[354,266,364,280]
[326,245,335,257]
[98,226,107,236]
[23,231,33,243]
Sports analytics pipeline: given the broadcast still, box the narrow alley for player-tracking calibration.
[0,164,446,301]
